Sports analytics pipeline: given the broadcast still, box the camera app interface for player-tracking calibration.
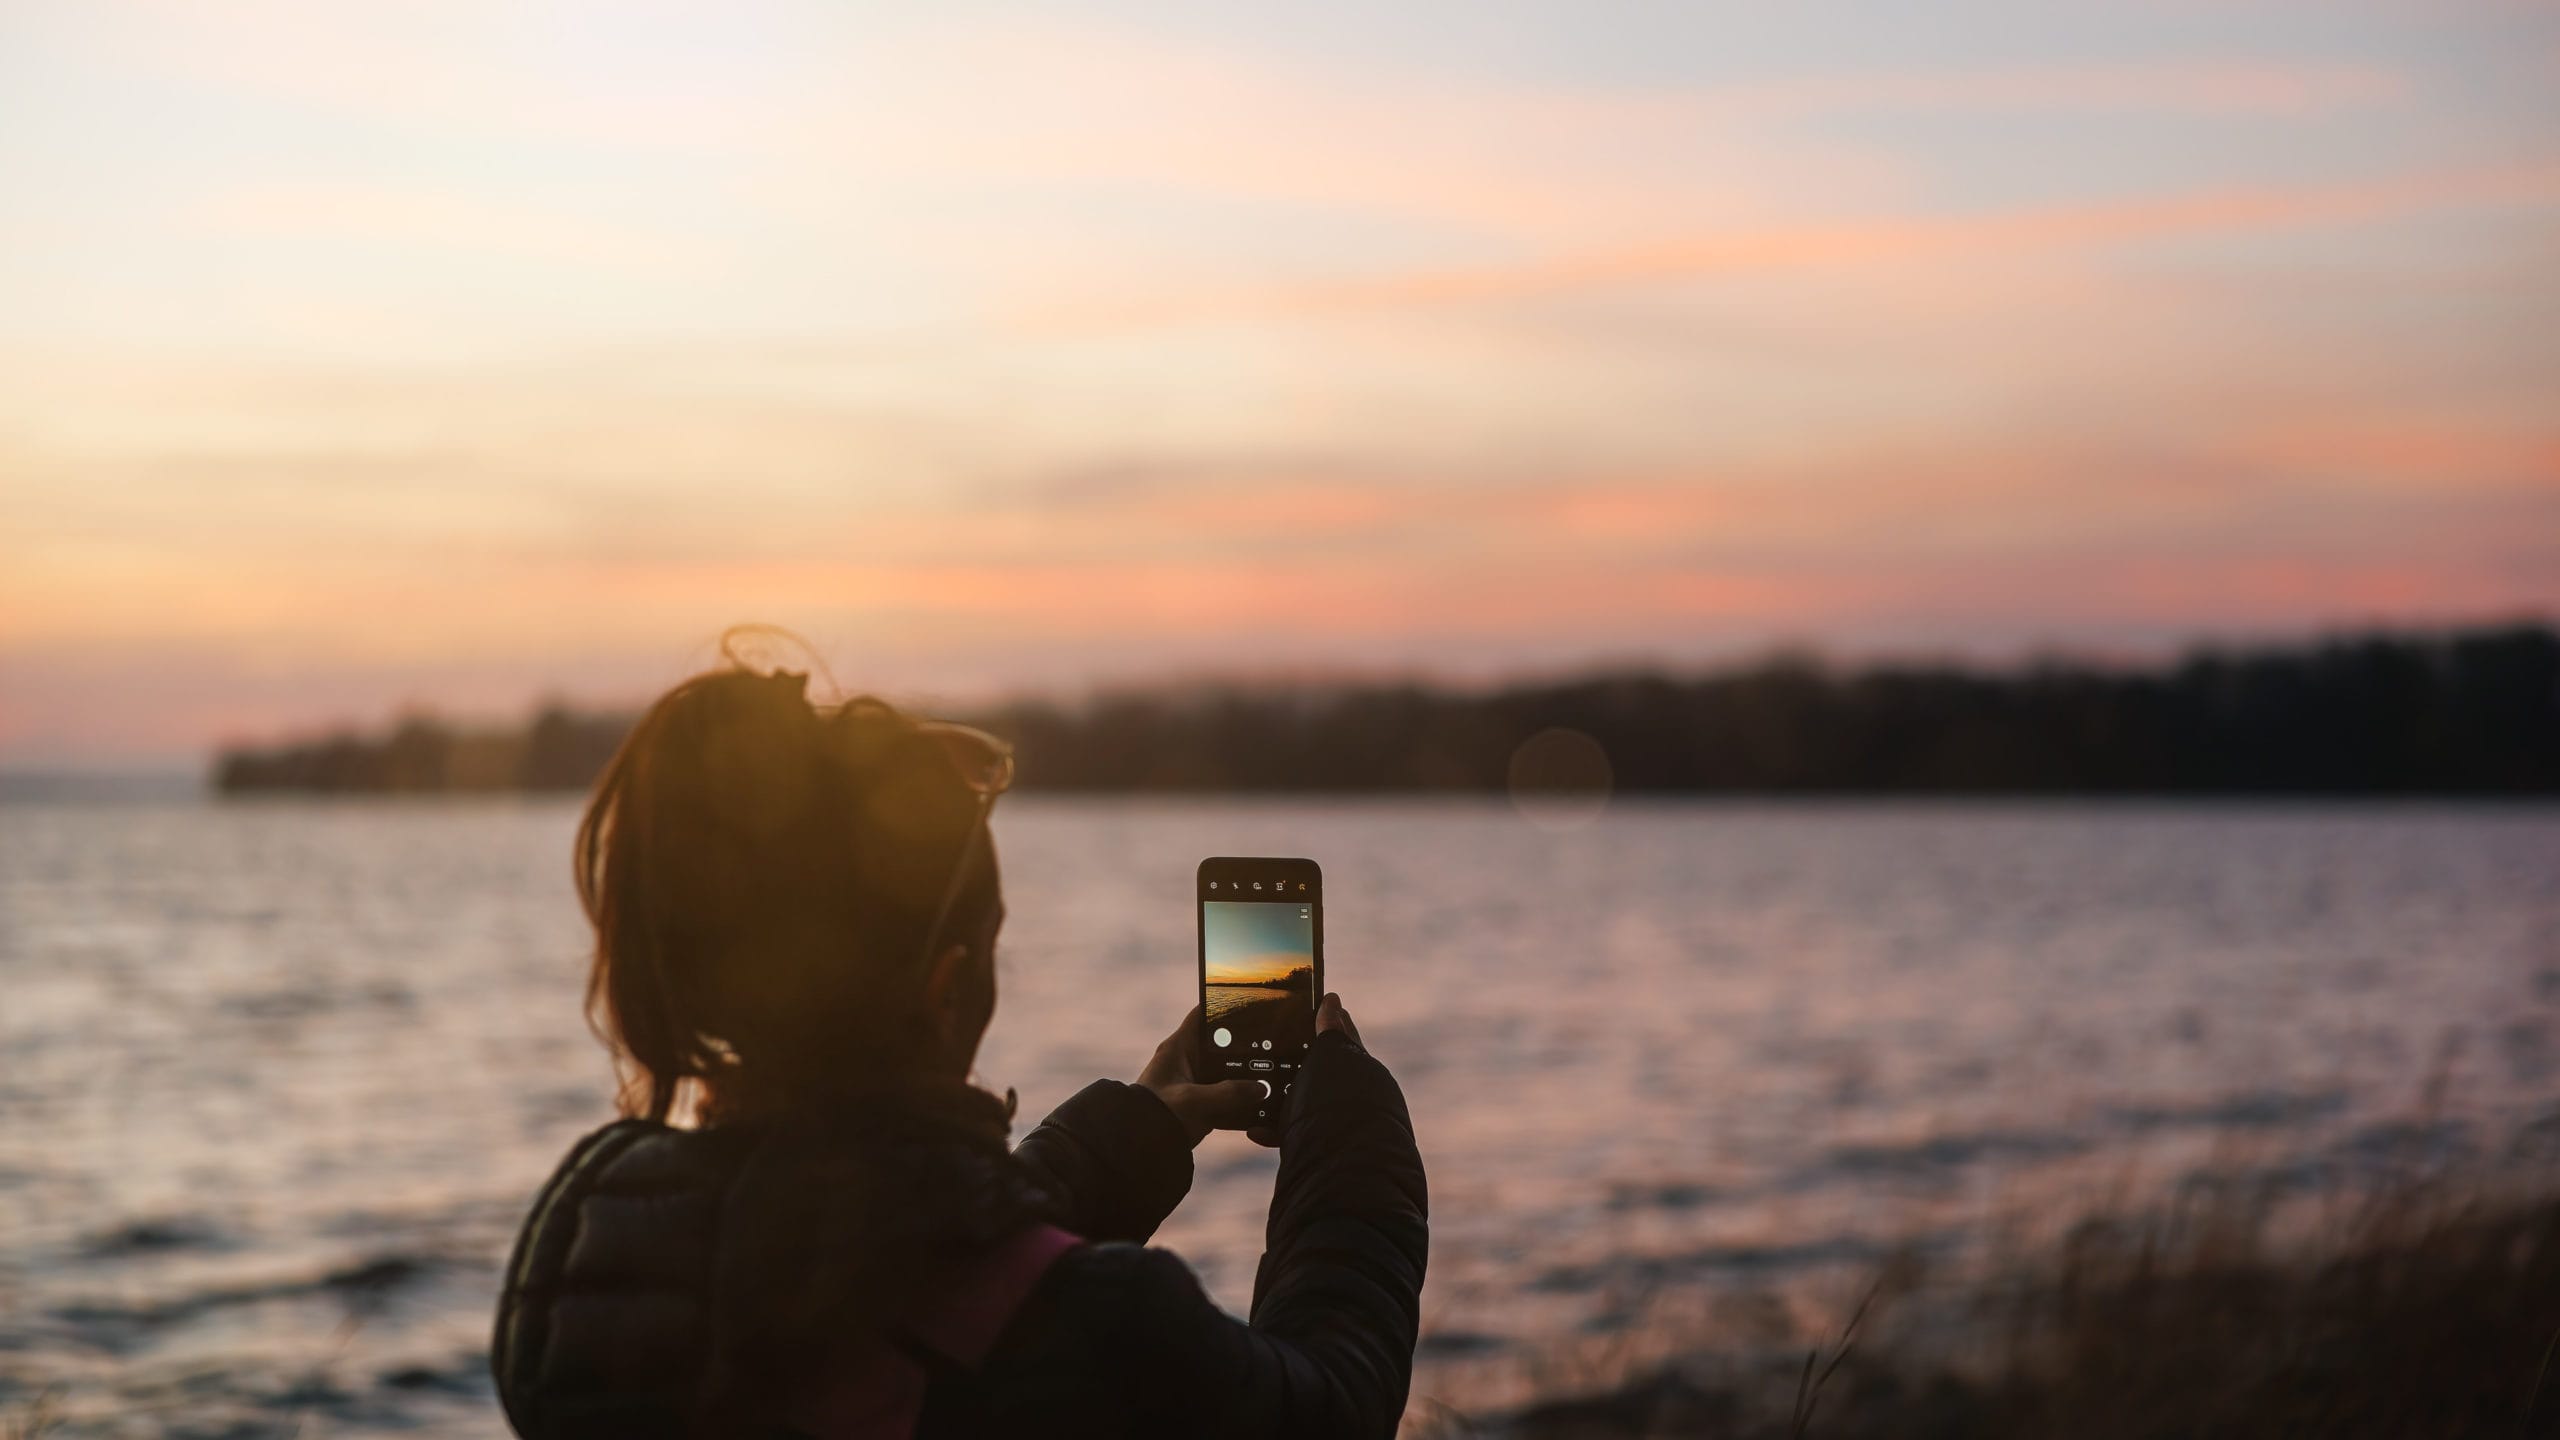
[1202,893,1316,1095]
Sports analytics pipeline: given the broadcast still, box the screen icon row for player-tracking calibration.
[1207,880,1310,891]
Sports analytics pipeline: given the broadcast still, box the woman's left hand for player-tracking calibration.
[1136,1006,1265,1146]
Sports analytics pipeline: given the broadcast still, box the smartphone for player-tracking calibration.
[1196,856,1324,1127]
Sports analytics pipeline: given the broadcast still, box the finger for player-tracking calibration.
[1157,1004,1211,1082]
[1316,992,1360,1047]
[1188,1079,1265,1135]
[1213,1078,1266,1120]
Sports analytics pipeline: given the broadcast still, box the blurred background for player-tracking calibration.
[3,1,2556,1436]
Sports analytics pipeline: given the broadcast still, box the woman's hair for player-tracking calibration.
[575,655,999,1125]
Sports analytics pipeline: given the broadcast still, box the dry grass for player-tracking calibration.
[1416,1173,2560,1439]
[1,1390,61,1440]
[1940,1181,2560,1439]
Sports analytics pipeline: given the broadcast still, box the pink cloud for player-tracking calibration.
[1021,160,2560,332]
[1714,60,2408,118]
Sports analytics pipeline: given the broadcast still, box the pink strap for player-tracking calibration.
[788,1223,1085,1438]
[906,1222,1085,1366]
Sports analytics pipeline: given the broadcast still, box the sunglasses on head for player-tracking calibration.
[911,721,1014,972]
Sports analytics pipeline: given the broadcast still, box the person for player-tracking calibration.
[490,661,1428,1439]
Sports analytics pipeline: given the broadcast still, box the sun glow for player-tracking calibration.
[3,1,2555,765]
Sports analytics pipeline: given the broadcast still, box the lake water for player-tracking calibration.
[1203,984,1295,1022]
[4,797,2557,1435]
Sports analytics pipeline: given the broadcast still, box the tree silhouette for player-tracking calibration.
[215,623,2560,796]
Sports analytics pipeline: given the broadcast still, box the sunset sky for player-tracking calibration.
[1204,900,1314,987]
[4,0,2556,766]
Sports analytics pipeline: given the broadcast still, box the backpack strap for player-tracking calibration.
[904,1223,1084,1367]
[784,1223,1084,1439]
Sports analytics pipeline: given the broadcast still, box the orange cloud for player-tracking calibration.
[14,428,2544,682]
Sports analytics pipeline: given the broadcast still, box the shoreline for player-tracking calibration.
[1412,1177,2560,1438]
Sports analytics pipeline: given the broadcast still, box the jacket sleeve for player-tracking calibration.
[492,1119,720,1440]
[1012,1079,1195,1244]
[1066,1032,1426,1439]
[967,1037,1428,1439]
[1244,1027,1430,1434]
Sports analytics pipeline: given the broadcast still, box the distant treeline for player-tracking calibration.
[214,622,2560,796]
[215,707,631,795]
[1208,967,1316,992]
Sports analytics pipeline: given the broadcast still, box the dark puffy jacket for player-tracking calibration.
[492,1030,1427,1438]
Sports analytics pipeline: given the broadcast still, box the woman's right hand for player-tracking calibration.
[1247,991,1359,1147]
[1137,1005,1267,1146]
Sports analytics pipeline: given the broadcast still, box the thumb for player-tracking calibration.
[1213,1077,1268,1121]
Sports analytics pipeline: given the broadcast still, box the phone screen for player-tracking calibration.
[1196,856,1322,1126]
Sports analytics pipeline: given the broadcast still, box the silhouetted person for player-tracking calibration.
[491,663,1427,1438]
